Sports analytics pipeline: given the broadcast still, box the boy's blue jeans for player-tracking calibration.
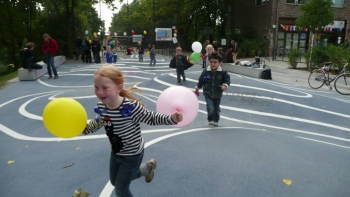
[204,96,221,122]
[139,53,143,59]
[110,150,144,197]
[44,53,58,77]
[150,57,156,65]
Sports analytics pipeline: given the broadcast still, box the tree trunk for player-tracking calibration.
[64,0,73,59]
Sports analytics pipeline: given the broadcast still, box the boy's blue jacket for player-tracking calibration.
[196,66,231,98]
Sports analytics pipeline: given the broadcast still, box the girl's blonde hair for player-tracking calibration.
[43,33,51,40]
[95,65,144,105]
[206,44,214,53]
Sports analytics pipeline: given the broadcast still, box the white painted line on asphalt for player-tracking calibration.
[0,123,179,142]
[19,93,66,120]
[223,93,350,119]
[156,75,312,98]
[0,91,68,108]
[296,136,350,149]
[99,127,266,197]
[37,79,93,88]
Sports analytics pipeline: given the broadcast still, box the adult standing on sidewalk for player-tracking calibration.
[75,35,83,60]
[232,41,239,63]
[92,37,101,63]
[82,36,92,63]
[42,33,59,79]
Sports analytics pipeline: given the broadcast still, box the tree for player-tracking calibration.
[295,0,334,68]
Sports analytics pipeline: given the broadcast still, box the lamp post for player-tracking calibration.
[153,0,156,43]
[127,0,130,41]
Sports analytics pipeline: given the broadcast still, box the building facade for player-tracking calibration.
[233,0,349,58]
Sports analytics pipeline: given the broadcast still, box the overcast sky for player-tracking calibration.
[93,0,134,32]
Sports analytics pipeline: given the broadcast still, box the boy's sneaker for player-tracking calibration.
[213,122,218,126]
[208,121,214,126]
[145,159,157,183]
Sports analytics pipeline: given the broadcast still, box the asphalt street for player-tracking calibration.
[0,54,350,197]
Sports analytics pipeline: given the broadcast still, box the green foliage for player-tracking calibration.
[295,0,334,34]
[287,48,303,69]
[305,45,350,70]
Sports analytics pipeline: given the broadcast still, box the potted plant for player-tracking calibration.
[287,48,303,69]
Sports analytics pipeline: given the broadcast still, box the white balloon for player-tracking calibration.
[191,41,202,53]
[155,28,158,33]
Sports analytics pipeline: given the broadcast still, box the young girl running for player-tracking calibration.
[83,65,183,197]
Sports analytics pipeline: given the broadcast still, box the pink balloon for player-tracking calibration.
[157,86,199,127]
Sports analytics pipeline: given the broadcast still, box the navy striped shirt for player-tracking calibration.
[85,98,176,156]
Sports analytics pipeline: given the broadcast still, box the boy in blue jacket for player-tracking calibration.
[194,52,231,126]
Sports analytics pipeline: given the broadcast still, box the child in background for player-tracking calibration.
[137,41,144,62]
[149,45,156,66]
[112,48,119,63]
[194,52,231,126]
[204,44,214,67]
[103,46,114,64]
[83,65,183,197]
[217,47,226,63]
[22,42,43,71]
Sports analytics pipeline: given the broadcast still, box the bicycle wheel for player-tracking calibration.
[334,73,350,95]
[308,69,326,89]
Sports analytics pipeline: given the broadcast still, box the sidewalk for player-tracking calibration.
[176,51,313,89]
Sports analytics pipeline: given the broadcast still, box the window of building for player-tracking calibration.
[256,0,269,6]
[331,0,343,8]
[286,0,306,4]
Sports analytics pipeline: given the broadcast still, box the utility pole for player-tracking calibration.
[226,5,231,50]
[153,0,155,43]
[127,0,130,41]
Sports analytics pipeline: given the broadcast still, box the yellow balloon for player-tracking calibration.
[43,98,87,138]
[143,30,147,35]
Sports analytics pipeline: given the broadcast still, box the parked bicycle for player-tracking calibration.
[308,60,350,95]
[275,46,289,57]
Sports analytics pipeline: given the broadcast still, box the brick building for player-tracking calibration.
[232,0,349,58]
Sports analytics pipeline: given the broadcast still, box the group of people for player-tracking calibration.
[169,46,231,125]
[76,35,102,63]
[22,33,59,79]
[201,40,239,68]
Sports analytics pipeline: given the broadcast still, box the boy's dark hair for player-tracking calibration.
[208,52,222,62]
[25,42,34,49]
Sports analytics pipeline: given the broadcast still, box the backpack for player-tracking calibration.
[261,65,272,80]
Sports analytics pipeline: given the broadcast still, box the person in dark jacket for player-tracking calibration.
[92,37,101,63]
[82,36,92,63]
[22,42,43,71]
[217,47,226,63]
[194,52,231,126]
[75,35,83,60]
[225,48,234,63]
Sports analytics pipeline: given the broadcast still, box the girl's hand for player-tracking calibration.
[171,111,183,123]
[82,130,88,135]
